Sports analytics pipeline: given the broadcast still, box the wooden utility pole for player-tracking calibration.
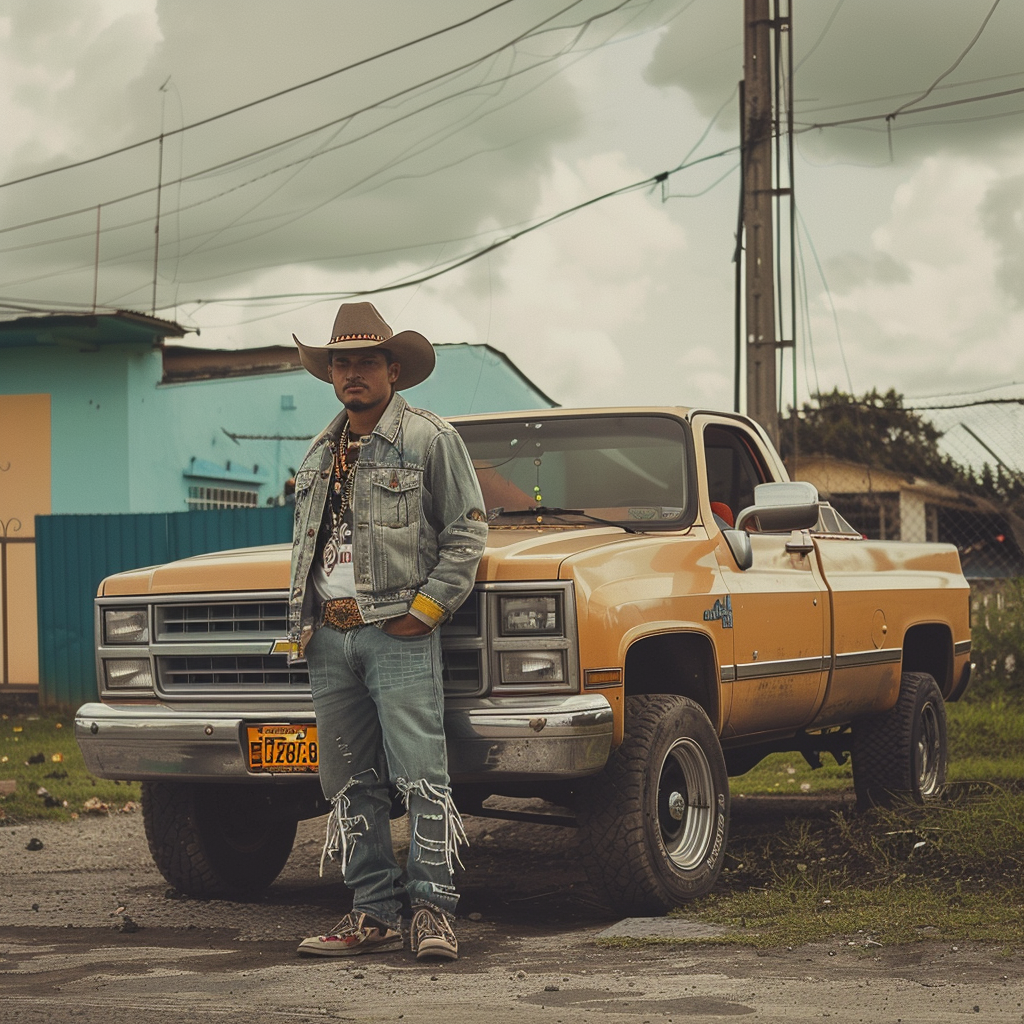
[742,0,779,448]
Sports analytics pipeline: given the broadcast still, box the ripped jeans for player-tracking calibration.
[304,622,466,929]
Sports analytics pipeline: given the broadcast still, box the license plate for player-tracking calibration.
[246,724,319,774]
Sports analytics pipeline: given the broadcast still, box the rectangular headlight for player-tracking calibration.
[499,595,560,636]
[499,650,565,685]
[104,608,149,644]
[104,658,154,690]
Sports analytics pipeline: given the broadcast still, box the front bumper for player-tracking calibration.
[74,694,614,784]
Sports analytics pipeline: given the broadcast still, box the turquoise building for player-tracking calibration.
[0,311,556,516]
[0,310,555,694]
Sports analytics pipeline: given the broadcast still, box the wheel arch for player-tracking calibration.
[622,628,721,732]
[901,622,954,695]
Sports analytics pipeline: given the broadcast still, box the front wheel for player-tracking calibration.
[576,694,730,915]
[142,782,298,898]
[852,671,948,809]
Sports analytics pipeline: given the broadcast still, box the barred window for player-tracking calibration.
[186,485,259,510]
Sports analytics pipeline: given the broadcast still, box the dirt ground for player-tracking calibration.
[2,801,1023,1023]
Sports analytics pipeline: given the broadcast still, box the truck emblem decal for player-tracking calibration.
[703,596,733,628]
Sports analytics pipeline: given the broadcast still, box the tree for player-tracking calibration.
[779,388,974,490]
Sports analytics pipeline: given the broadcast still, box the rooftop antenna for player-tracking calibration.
[151,76,171,316]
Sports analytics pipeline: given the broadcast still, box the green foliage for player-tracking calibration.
[0,711,141,824]
[779,388,1024,510]
[969,579,1024,698]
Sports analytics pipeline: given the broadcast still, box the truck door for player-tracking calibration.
[697,419,829,738]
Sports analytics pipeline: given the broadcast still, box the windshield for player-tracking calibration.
[454,414,694,530]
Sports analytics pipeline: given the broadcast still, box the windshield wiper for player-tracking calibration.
[489,506,638,535]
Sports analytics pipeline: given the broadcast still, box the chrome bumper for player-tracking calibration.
[74,694,614,784]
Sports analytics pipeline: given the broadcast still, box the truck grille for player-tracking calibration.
[159,655,309,693]
[156,600,288,640]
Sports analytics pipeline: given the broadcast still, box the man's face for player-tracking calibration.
[327,348,400,414]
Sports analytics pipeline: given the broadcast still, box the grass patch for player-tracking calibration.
[0,709,140,824]
[696,696,1024,948]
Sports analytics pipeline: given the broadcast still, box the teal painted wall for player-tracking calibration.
[0,338,163,513]
[3,339,553,516]
[129,343,554,513]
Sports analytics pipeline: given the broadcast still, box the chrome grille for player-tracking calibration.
[441,650,482,694]
[158,655,309,694]
[156,600,288,640]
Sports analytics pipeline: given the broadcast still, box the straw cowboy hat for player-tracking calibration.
[292,302,435,389]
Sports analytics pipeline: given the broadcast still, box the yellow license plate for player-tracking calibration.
[246,724,319,774]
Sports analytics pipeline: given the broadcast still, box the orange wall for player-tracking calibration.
[0,394,51,686]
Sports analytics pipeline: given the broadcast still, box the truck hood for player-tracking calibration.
[99,528,636,596]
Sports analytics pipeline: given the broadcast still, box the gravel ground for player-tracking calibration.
[2,804,1023,1023]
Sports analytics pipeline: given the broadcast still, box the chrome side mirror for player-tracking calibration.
[735,481,820,533]
[723,529,753,570]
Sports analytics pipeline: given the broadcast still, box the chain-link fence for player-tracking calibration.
[782,393,1024,698]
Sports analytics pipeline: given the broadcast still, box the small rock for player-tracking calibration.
[468,912,483,922]
[430,975,438,982]
[514,970,527,980]
[352,972,365,979]
[544,984,559,992]
[31,903,39,911]
[26,837,43,851]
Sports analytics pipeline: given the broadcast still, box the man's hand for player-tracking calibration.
[383,613,433,637]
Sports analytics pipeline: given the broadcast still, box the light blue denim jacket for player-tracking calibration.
[288,392,487,649]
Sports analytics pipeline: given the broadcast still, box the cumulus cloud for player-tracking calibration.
[646,0,1024,164]
[810,154,1024,396]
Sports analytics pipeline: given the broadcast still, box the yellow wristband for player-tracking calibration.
[411,592,446,623]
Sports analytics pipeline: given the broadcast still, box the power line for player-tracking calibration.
[796,85,1024,133]
[0,0,637,241]
[0,0,523,192]
[163,145,739,310]
[889,0,1003,118]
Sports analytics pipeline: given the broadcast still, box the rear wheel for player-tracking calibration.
[576,694,729,915]
[852,671,948,809]
[142,782,297,898]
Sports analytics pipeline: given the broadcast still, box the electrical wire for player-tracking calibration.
[794,0,844,73]
[795,205,852,394]
[0,0,641,241]
[0,0,525,191]
[888,0,1003,118]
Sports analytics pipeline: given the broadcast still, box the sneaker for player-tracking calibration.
[297,911,402,957]
[410,904,458,961]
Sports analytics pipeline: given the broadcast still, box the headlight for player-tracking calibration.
[499,595,560,636]
[103,658,154,690]
[104,608,149,644]
[499,650,565,685]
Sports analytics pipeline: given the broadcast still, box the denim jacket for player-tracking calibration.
[288,392,487,650]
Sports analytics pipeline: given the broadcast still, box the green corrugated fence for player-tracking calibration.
[35,506,294,709]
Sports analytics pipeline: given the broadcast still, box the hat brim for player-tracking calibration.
[292,330,435,390]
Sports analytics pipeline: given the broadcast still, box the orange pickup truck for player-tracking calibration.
[76,407,972,914]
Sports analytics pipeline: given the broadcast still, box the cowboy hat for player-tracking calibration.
[292,301,435,389]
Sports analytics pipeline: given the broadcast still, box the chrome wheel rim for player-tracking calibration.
[915,700,942,797]
[656,737,716,871]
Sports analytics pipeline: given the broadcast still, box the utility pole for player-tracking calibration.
[742,0,779,448]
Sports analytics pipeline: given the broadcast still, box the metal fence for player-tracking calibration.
[35,506,293,709]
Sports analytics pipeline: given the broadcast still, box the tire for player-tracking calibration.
[142,782,297,898]
[852,671,948,809]
[576,694,730,915]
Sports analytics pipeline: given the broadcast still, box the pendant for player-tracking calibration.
[323,536,338,575]
[334,481,342,495]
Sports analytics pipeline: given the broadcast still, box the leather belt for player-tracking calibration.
[321,597,364,632]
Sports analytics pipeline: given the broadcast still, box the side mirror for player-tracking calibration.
[722,529,753,570]
[735,481,820,534]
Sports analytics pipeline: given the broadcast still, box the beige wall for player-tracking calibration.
[0,394,51,687]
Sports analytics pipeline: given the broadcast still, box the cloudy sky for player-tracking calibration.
[1,0,1022,466]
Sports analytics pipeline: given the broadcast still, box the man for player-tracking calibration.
[288,302,487,960]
